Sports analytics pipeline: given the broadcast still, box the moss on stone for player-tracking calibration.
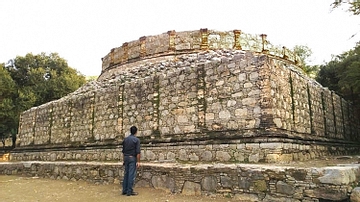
[253,180,267,192]
[289,72,295,122]
[307,84,314,134]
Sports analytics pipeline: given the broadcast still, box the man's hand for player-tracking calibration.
[136,162,140,168]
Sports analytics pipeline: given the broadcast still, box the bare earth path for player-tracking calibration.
[0,175,233,202]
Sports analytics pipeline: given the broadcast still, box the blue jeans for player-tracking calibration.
[122,156,137,194]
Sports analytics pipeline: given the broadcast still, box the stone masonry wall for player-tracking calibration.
[99,29,296,80]
[268,59,360,142]
[51,100,71,144]
[1,161,360,201]
[14,29,360,163]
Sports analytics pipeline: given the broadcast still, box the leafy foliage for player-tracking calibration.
[0,53,86,145]
[292,45,319,78]
[332,1,360,15]
[316,43,360,110]
[86,75,98,82]
[0,64,18,145]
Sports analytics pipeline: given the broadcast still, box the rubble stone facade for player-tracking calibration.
[1,161,360,201]
[12,29,360,163]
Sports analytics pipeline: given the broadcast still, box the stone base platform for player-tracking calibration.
[9,137,360,164]
[1,159,360,201]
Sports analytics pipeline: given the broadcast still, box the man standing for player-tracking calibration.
[122,126,141,196]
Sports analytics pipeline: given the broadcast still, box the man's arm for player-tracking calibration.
[136,153,140,168]
[136,138,141,168]
[121,140,125,165]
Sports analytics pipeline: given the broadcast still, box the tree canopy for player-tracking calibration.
[292,45,319,78]
[0,64,18,146]
[0,53,86,145]
[316,42,360,109]
[332,1,360,15]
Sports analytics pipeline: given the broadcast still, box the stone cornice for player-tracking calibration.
[100,29,301,76]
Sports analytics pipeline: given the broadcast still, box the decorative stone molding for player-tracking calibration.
[100,29,301,76]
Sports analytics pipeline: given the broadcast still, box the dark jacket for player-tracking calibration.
[122,134,140,157]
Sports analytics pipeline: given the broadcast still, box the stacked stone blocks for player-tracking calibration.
[1,161,359,201]
[13,29,360,163]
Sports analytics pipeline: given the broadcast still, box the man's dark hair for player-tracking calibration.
[130,126,138,135]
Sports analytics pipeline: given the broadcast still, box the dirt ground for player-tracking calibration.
[0,175,234,202]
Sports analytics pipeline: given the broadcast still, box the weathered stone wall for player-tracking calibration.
[0,138,12,147]
[99,29,297,80]
[268,59,360,142]
[18,107,35,146]
[93,85,120,141]
[14,29,360,163]
[309,83,325,137]
[1,161,360,201]
[10,141,331,163]
[33,105,51,145]
[53,99,71,144]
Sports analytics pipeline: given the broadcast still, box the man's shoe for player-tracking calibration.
[126,192,138,196]
[122,192,126,195]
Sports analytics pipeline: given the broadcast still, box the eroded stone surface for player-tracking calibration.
[9,29,360,202]
[317,167,357,185]
[151,175,176,193]
[15,40,360,165]
[201,176,217,192]
[350,187,360,202]
[1,161,360,201]
[276,181,294,195]
[182,181,201,196]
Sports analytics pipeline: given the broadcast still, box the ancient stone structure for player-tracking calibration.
[12,29,360,163]
[3,29,360,201]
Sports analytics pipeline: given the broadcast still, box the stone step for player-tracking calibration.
[0,153,9,161]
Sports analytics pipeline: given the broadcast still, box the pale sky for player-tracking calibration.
[1,0,359,76]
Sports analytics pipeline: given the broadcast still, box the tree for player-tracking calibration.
[292,45,319,78]
[0,64,18,147]
[5,52,86,106]
[332,1,360,15]
[86,75,98,82]
[335,43,360,102]
[1,53,87,146]
[316,42,360,111]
